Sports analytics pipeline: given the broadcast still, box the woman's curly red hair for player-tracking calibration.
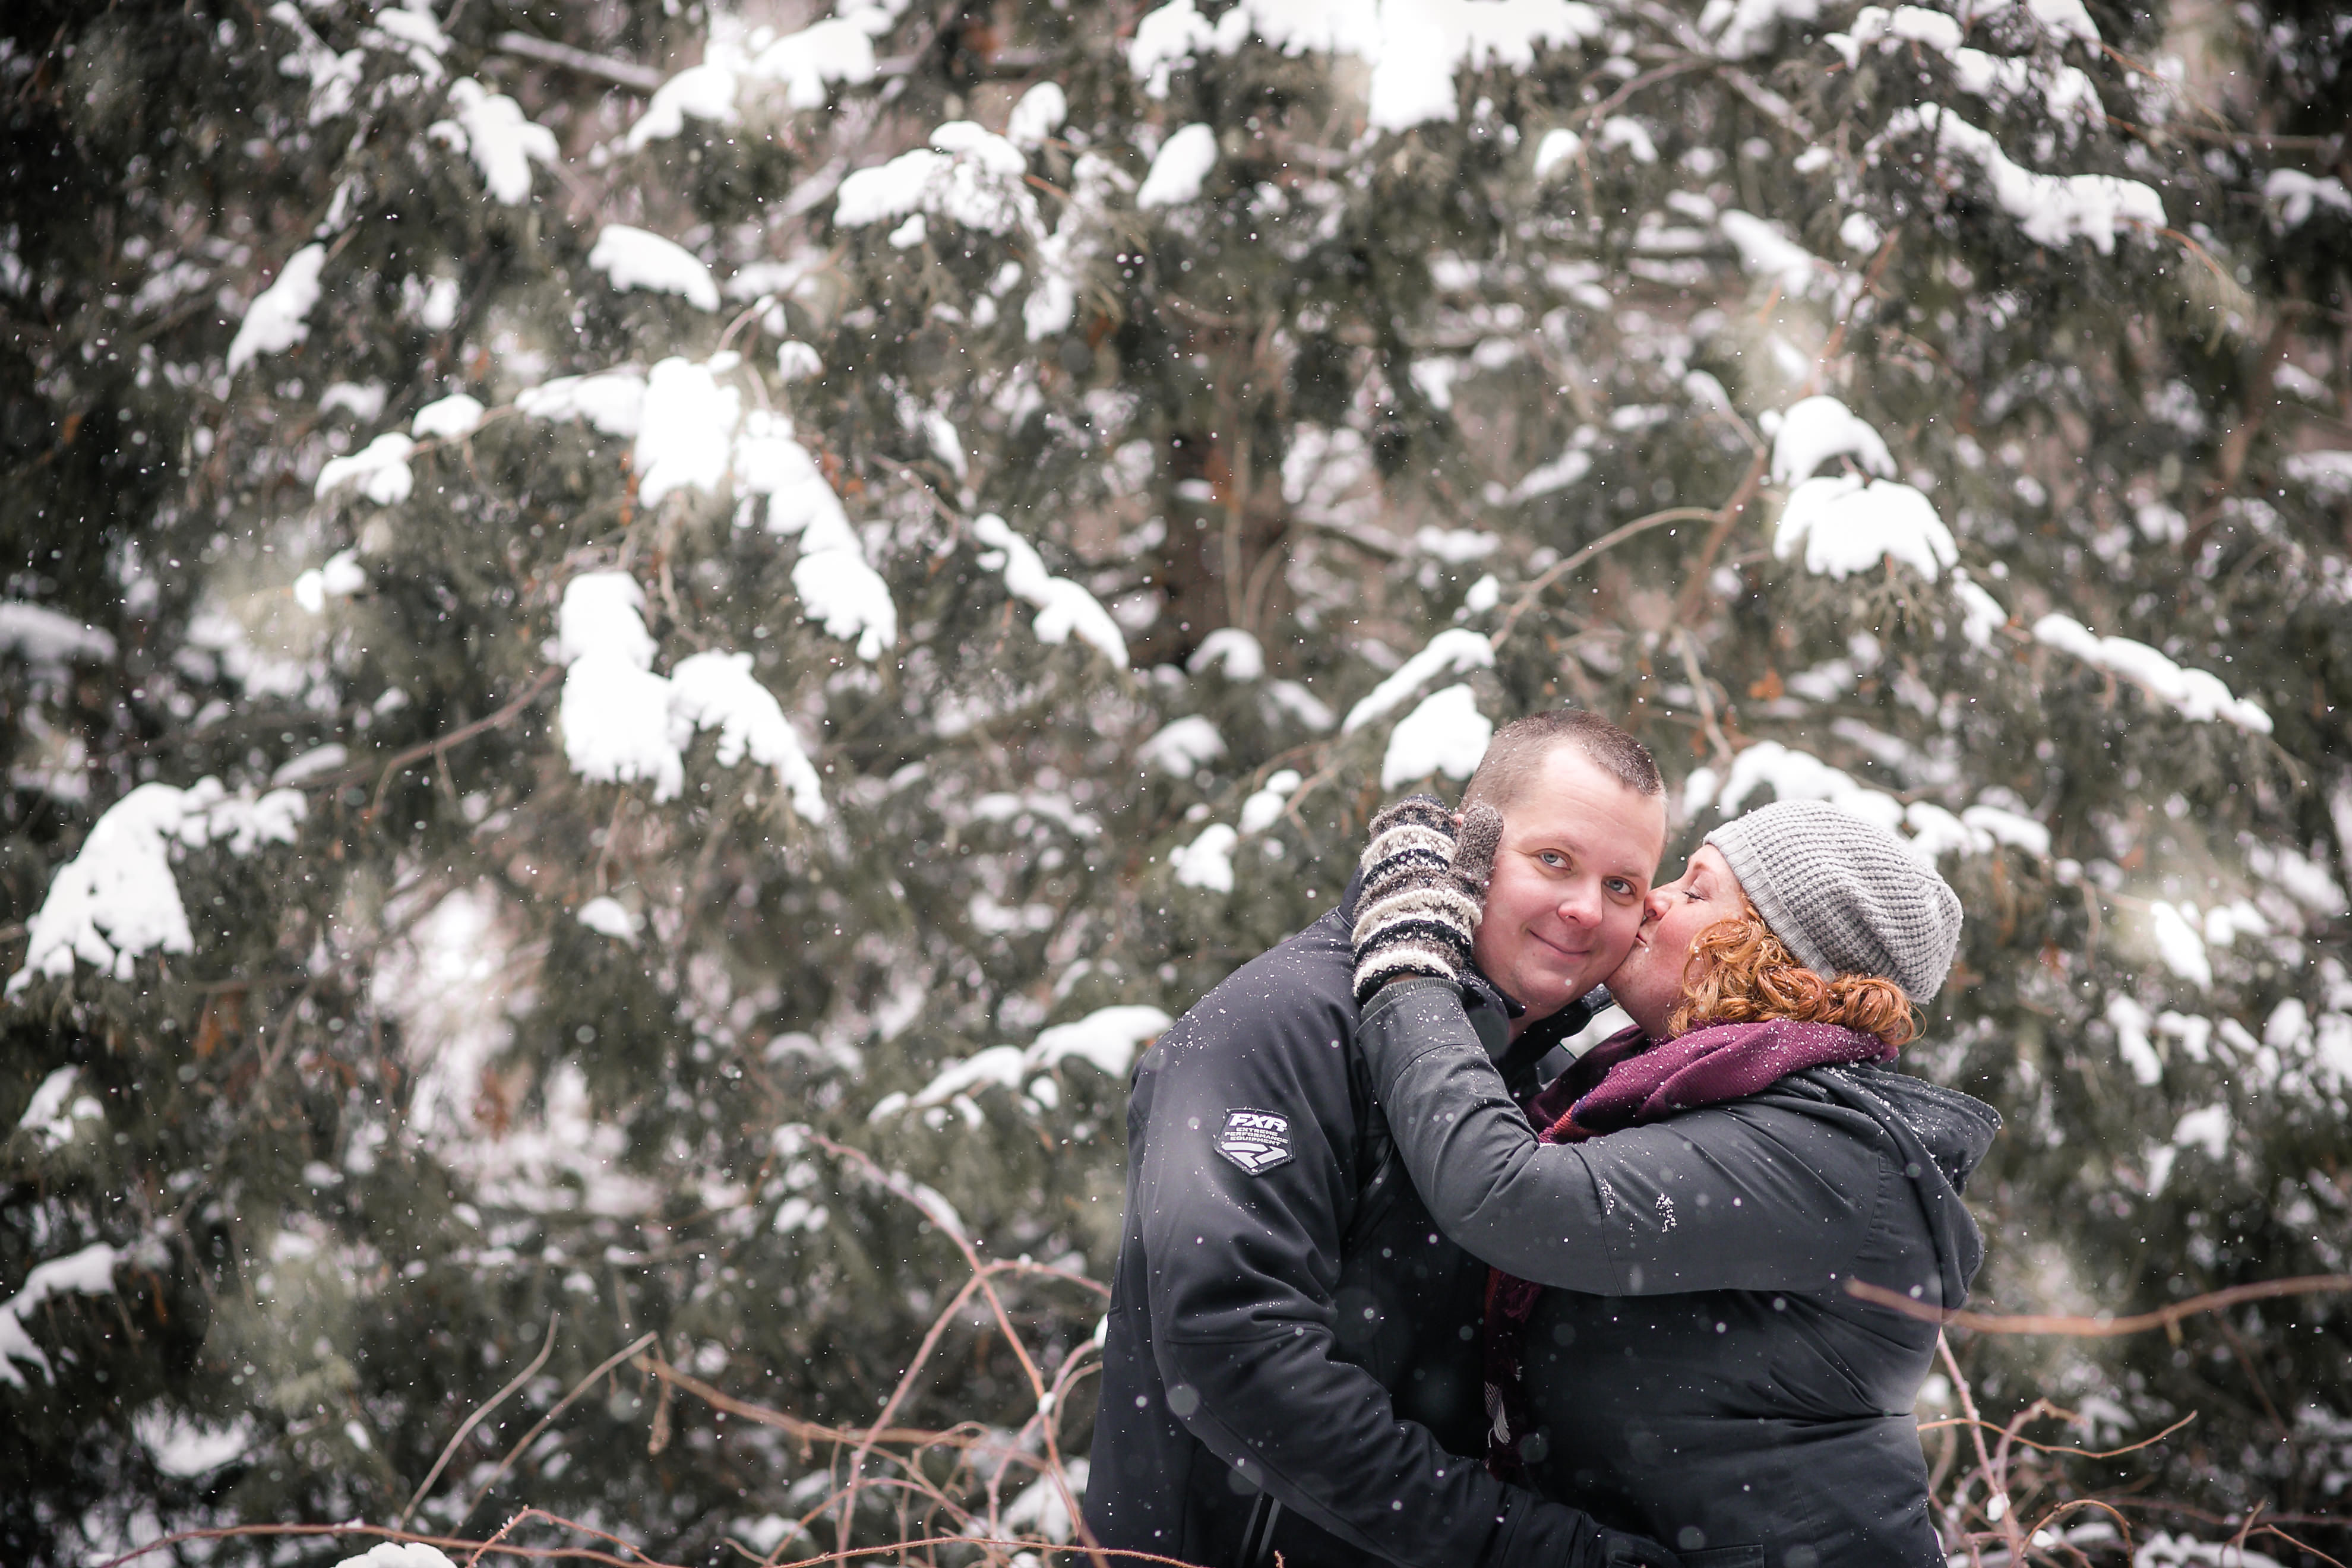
[1666,904,1921,1048]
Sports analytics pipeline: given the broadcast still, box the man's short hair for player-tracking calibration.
[1461,708,1662,812]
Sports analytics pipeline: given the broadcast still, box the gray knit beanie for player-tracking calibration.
[1705,799,1964,1003]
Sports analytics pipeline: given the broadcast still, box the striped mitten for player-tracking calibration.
[1351,795,1493,1004]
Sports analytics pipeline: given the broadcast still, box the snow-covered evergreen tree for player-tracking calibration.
[4,0,2346,1560]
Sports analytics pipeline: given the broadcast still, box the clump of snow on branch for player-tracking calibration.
[1127,0,1602,132]
[16,1066,101,1152]
[334,1543,462,1568]
[1173,823,1240,892]
[588,225,720,311]
[2032,614,2271,733]
[1828,8,2104,131]
[412,393,485,440]
[1877,106,2164,254]
[431,80,557,204]
[553,573,829,817]
[517,370,648,437]
[1719,210,1842,300]
[2264,170,2352,229]
[636,356,742,504]
[1776,474,1957,581]
[735,409,897,660]
[576,896,641,944]
[972,514,1128,665]
[1534,129,1583,178]
[1138,716,1226,774]
[8,780,306,993]
[0,602,116,667]
[1771,395,1895,483]
[877,1004,1174,1120]
[835,122,1035,236]
[1,1241,162,1387]
[316,433,416,505]
[1138,124,1219,208]
[226,244,326,374]
[1382,682,1492,789]
[669,652,830,822]
[1188,628,1264,680]
[1342,628,1494,733]
[626,12,880,151]
[1005,81,1068,148]
[1704,0,1822,57]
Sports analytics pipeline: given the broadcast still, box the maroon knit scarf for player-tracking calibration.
[1482,1017,1896,1482]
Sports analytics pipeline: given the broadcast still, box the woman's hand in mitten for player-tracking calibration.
[1350,795,1497,1004]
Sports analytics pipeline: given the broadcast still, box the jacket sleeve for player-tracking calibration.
[1136,972,1608,1568]
[1358,979,1887,1295]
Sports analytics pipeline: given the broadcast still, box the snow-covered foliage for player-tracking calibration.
[6,0,2347,1557]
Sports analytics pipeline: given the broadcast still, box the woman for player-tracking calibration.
[1349,796,2001,1568]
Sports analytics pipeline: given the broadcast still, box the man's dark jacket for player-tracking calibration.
[1085,891,1607,1568]
[1358,978,2004,1568]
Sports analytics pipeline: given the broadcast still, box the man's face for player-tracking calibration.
[1471,747,1666,1034]
[1604,843,1743,1040]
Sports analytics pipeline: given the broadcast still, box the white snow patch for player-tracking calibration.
[1719,210,1834,298]
[1961,802,2049,856]
[734,410,897,660]
[2032,614,2270,734]
[892,1005,1170,1115]
[1691,740,1905,836]
[1776,474,1956,581]
[2146,900,2212,987]
[588,226,720,311]
[836,121,1033,236]
[1239,769,1304,834]
[1266,679,1336,732]
[1139,716,1226,774]
[1139,123,1219,208]
[1341,628,1494,734]
[668,651,829,821]
[1007,81,1069,149]
[1173,823,1240,892]
[1771,394,1895,483]
[135,1412,255,1478]
[413,393,486,441]
[2170,1104,2230,1162]
[636,356,742,505]
[1877,106,2163,253]
[1950,568,2010,649]
[320,381,388,421]
[333,1544,462,1568]
[1510,446,1594,501]
[315,433,417,505]
[0,1242,132,1386]
[226,244,327,374]
[627,63,741,150]
[435,80,557,204]
[1381,683,1492,790]
[2107,994,2162,1086]
[15,1066,97,1152]
[8,782,305,993]
[1188,627,1265,680]
[971,514,1125,664]
[1534,128,1584,178]
[2264,170,2352,229]
[270,743,347,787]
[576,896,641,944]
[1127,0,1601,132]
[516,370,647,437]
[0,603,116,666]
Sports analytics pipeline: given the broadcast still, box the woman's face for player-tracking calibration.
[1604,844,1746,1039]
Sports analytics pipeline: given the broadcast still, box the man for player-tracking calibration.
[1086,710,1673,1567]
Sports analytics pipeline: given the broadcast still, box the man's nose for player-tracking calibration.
[1555,880,1602,926]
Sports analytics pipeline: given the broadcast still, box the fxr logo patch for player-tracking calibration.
[1215,1109,1292,1175]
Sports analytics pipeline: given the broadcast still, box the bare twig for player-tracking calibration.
[460,1332,659,1526]
[1490,507,1715,651]
[401,1316,562,1528]
[491,32,663,94]
[1849,1272,2352,1336]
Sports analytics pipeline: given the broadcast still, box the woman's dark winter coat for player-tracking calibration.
[1358,978,2003,1568]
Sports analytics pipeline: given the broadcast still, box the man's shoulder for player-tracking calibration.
[1160,906,1355,1052]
